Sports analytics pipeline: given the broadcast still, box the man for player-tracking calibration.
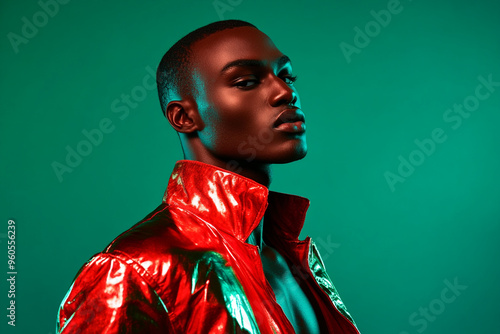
[57,20,360,333]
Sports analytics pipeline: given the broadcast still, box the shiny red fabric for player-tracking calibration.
[57,160,360,333]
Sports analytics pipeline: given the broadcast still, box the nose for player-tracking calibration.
[268,75,298,107]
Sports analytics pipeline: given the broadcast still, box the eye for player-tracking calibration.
[281,73,298,85]
[235,79,258,88]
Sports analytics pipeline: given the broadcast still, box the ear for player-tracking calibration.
[165,100,201,133]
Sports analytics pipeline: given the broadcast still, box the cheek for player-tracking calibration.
[210,90,267,135]
[197,93,260,151]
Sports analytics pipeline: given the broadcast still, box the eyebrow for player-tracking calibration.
[220,55,292,74]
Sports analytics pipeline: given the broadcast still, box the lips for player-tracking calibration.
[273,108,306,133]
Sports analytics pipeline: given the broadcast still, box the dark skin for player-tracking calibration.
[165,26,319,334]
[166,26,307,187]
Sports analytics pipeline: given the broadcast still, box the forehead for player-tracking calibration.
[189,26,285,79]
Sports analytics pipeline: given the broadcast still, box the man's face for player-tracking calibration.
[189,26,307,165]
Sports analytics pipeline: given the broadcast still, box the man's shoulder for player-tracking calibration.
[103,203,174,254]
[65,202,227,294]
[60,202,233,313]
[103,202,212,255]
[96,202,225,276]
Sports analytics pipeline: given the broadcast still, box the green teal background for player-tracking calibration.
[1,0,499,333]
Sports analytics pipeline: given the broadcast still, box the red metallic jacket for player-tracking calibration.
[57,160,360,333]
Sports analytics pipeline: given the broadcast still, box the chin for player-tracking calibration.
[285,147,308,163]
[267,141,308,164]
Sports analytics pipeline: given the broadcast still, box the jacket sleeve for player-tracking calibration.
[56,253,174,334]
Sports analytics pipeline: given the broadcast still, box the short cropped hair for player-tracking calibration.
[156,20,257,115]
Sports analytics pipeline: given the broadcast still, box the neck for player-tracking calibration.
[236,163,272,187]
[183,142,272,187]
[183,140,272,250]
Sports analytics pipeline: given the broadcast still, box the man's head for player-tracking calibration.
[156,20,306,175]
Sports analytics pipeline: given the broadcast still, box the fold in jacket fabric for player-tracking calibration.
[57,160,360,333]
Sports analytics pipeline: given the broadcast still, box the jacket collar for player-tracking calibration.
[162,160,310,243]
